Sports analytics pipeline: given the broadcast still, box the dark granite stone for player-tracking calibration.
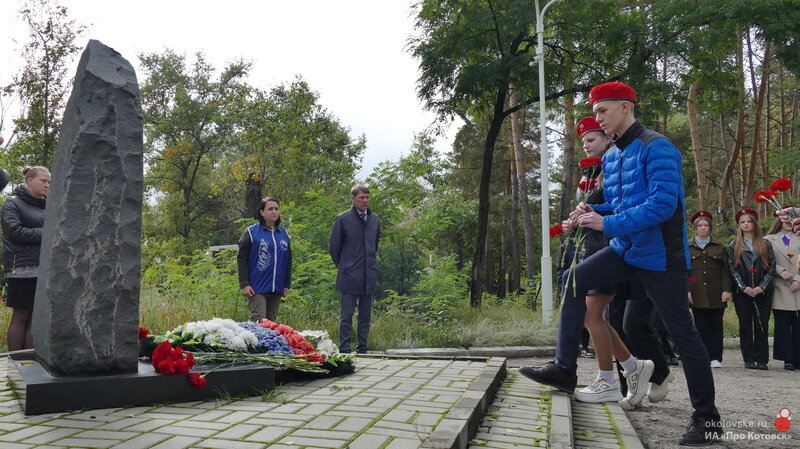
[8,354,275,415]
[32,39,143,376]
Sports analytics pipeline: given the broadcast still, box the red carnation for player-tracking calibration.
[578,179,598,193]
[188,372,207,390]
[787,254,795,258]
[754,190,777,204]
[749,269,758,273]
[549,224,564,238]
[579,157,603,168]
[688,277,697,283]
[770,178,792,192]
[151,341,174,366]
[155,360,176,375]
[138,327,150,341]
[174,359,191,375]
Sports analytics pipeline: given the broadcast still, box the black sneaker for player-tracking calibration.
[785,362,796,371]
[519,361,577,393]
[744,361,756,369]
[679,415,722,446]
[756,362,768,370]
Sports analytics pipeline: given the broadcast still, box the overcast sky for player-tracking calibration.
[0,0,458,177]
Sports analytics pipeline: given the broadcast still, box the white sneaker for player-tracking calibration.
[620,359,654,409]
[710,360,722,368]
[574,377,624,403]
[647,368,674,403]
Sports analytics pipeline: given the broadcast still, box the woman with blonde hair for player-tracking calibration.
[765,214,800,370]
[726,208,776,369]
[2,166,50,350]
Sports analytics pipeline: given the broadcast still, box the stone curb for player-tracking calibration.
[549,391,574,449]
[383,346,556,358]
[606,401,645,449]
[421,357,507,449]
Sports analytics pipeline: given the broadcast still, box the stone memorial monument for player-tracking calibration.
[10,40,274,415]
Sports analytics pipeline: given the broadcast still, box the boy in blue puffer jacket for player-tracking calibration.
[520,82,722,446]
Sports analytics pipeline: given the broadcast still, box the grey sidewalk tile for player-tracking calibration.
[53,437,121,448]
[173,421,229,431]
[150,425,218,438]
[304,415,344,430]
[95,417,149,431]
[192,438,265,449]
[368,426,431,440]
[0,425,58,442]
[291,429,356,440]
[0,442,35,449]
[210,423,260,439]
[332,416,372,432]
[275,436,346,448]
[108,433,172,449]
[213,411,259,423]
[347,433,390,449]
[14,428,78,445]
[186,410,234,422]
[244,426,294,443]
[71,430,141,440]
[148,435,202,449]
[124,419,176,432]
[385,437,423,449]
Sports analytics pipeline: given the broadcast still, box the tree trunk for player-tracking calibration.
[470,82,508,307]
[244,173,262,219]
[719,27,747,215]
[742,43,771,206]
[560,94,577,222]
[508,82,537,286]
[687,81,708,210]
[509,158,522,294]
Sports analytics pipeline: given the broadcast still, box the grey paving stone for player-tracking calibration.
[148,435,202,449]
[0,425,58,442]
[291,429,355,440]
[95,417,149,431]
[14,427,77,445]
[124,419,176,432]
[332,417,372,432]
[210,423,260,439]
[213,411,259,423]
[150,425,218,438]
[304,415,344,430]
[382,409,416,423]
[347,432,390,449]
[385,437,423,449]
[412,412,441,426]
[173,421,229,431]
[244,426,294,443]
[0,442,35,449]
[54,438,121,448]
[191,438,265,449]
[275,436,345,448]
[107,433,172,449]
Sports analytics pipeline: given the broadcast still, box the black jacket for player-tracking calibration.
[2,186,46,269]
[726,239,776,292]
[329,206,381,295]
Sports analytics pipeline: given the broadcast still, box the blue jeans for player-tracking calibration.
[555,246,719,419]
[339,293,373,353]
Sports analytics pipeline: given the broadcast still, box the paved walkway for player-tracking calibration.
[0,357,643,449]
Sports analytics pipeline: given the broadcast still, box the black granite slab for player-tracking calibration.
[8,353,275,415]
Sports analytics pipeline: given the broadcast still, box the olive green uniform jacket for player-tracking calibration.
[688,237,732,309]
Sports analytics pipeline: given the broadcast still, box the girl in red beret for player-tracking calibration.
[726,209,775,369]
[687,212,732,369]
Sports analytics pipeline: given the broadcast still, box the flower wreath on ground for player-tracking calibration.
[139,318,354,390]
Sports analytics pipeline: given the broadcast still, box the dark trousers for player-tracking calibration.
[339,293,373,354]
[622,297,671,384]
[691,308,725,362]
[555,247,718,418]
[732,293,772,364]
[654,313,677,357]
[773,309,800,363]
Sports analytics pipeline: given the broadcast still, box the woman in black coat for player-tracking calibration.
[2,166,50,350]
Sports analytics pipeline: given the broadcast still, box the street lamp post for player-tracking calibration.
[534,0,560,322]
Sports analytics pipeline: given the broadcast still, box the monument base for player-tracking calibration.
[8,353,275,415]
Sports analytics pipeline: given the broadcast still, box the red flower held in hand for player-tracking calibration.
[549,224,564,238]
[578,179,598,193]
[579,157,603,168]
[749,269,758,273]
[138,327,150,341]
[188,372,207,390]
[688,277,697,282]
[770,178,792,192]
[787,254,795,258]
[755,190,778,204]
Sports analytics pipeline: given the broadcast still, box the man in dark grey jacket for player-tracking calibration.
[329,185,381,354]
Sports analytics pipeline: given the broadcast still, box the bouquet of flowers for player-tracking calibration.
[755,178,796,218]
[299,330,339,362]
[551,157,603,299]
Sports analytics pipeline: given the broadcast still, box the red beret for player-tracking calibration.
[589,82,638,105]
[691,210,713,224]
[576,117,604,138]
[735,208,758,222]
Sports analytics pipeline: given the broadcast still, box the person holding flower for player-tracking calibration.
[765,214,800,370]
[687,211,732,368]
[521,82,721,446]
[237,197,292,322]
[557,116,655,406]
[726,208,775,370]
